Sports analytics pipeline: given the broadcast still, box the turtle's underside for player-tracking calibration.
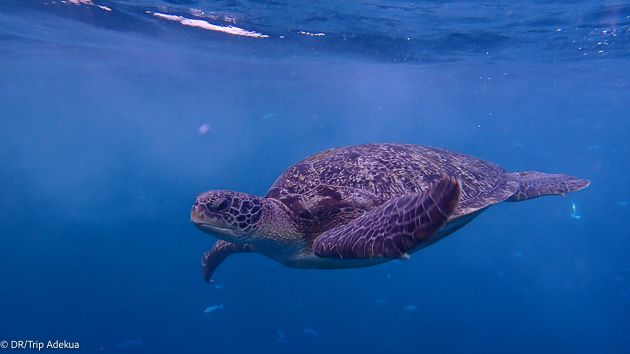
[191,143,590,282]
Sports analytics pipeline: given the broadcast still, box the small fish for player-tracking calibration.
[495,282,519,296]
[303,328,318,337]
[617,201,630,207]
[277,331,295,347]
[570,202,582,219]
[405,305,417,310]
[214,283,227,290]
[622,287,630,301]
[262,113,277,120]
[496,269,504,278]
[535,149,555,157]
[117,338,141,348]
[374,299,387,305]
[616,277,629,282]
[513,252,525,259]
[203,304,224,313]
[588,145,600,150]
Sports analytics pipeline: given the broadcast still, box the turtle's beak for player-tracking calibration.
[191,203,236,236]
[190,202,209,224]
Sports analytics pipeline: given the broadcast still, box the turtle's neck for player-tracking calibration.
[247,198,307,261]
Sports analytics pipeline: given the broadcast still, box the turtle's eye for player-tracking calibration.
[212,198,231,212]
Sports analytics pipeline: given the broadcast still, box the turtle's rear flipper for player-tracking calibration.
[201,240,254,282]
[507,171,591,202]
[313,177,460,259]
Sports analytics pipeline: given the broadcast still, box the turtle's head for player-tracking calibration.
[191,190,265,243]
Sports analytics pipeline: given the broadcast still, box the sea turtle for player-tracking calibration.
[191,143,590,282]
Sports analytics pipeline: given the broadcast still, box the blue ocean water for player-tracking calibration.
[1,0,629,352]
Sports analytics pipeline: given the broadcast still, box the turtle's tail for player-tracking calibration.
[507,171,590,202]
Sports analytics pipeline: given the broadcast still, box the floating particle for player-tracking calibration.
[198,123,211,135]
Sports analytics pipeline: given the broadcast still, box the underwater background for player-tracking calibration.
[1,0,629,352]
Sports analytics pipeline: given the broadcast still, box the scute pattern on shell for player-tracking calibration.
[265,143,519,221]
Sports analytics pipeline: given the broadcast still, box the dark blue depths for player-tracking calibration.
[0,1,629,353]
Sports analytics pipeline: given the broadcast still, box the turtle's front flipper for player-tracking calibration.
[313,177,460,259]
[507,171,590,202]
[201,240,254,282]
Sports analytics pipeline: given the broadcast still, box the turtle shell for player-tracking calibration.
[265,143,518,222]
